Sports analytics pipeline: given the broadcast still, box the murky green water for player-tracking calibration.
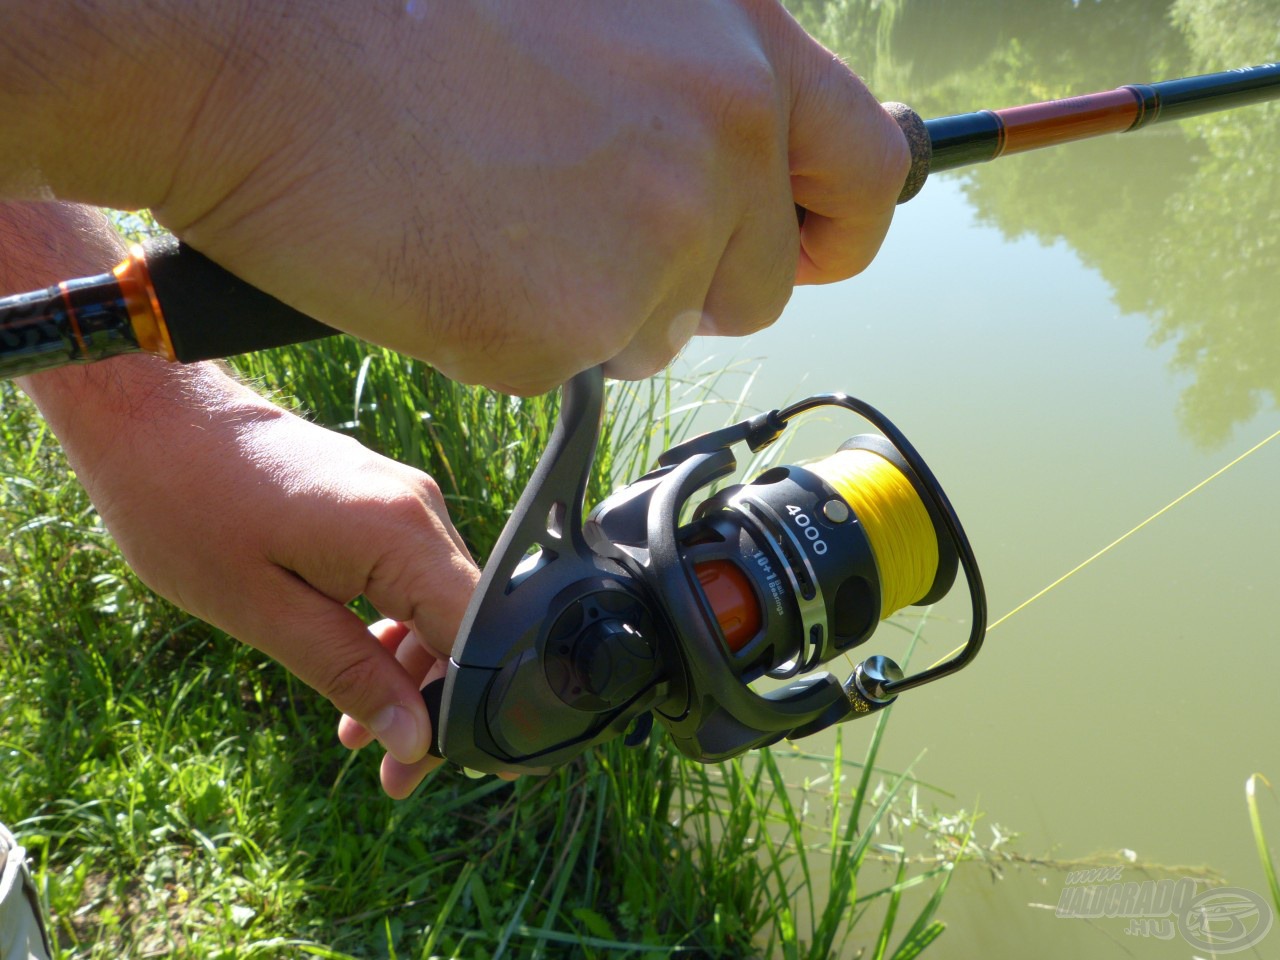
[673,2,1280,956]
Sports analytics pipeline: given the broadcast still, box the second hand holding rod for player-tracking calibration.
[0,62,1277,379]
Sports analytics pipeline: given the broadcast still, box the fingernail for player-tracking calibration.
[370,705,426,763]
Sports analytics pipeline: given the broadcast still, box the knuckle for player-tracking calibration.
[706,56,782,150]
[320,652,382,713]
[751,226,801,329]
[382,480,445,535]
[403,469,444,512]
[707,218,796,336]
[603,348,666,383]
[621,163,708,263]
[581,323,634,370]
[528,279,644,373]
[501,376,564,398]
[711,283,790,338]
[744,282,792,334]
[431,317,509,385]
[442,342,583,396]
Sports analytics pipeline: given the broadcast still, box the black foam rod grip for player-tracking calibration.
[142,236,340,362]
[422,676,445,759]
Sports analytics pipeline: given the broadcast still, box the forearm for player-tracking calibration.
[3,202,272,468]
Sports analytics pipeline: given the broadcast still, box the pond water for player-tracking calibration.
[671,2,1280,956]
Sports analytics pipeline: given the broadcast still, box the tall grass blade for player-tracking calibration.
[872,857,909,960]
[1246,774,1280,912]
[891,921,947,960]
[492,843,551,960]
[418,862,475,960]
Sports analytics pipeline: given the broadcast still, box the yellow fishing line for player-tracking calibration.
[810,448,938,618]
[927,424,1280,668]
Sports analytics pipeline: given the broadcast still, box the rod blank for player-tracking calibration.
[898,62,1280,196]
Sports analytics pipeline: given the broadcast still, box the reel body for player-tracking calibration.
[430,368,985,774]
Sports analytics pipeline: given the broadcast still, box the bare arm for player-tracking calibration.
[7,201,473,796]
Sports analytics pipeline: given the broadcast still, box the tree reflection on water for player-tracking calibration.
[788,0,1279,447]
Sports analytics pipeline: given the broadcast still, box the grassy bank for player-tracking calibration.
[1,333,969,957]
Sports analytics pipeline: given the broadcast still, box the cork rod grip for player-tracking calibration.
[883,102,933,204]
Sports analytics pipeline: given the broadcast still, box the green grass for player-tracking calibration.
[2,328,977,957]
[1246,774,1280,916]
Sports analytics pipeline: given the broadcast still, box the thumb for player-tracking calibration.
[255,573,436,763]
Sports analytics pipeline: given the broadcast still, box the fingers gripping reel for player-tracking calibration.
[428,368,985,774]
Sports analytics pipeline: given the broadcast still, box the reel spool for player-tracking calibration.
[426,368,985,774]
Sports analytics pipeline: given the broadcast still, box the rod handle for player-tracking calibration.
[883,101,932,204]
[143,236,339,362]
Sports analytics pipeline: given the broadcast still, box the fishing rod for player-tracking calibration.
[1,62,1276,381]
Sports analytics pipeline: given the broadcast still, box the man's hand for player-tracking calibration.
[8,203,475,796]
[3,0,908,394]
[337,619,452,799]
[26,354,479,790]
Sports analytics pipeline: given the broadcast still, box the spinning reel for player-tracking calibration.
[425,367,985,775]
